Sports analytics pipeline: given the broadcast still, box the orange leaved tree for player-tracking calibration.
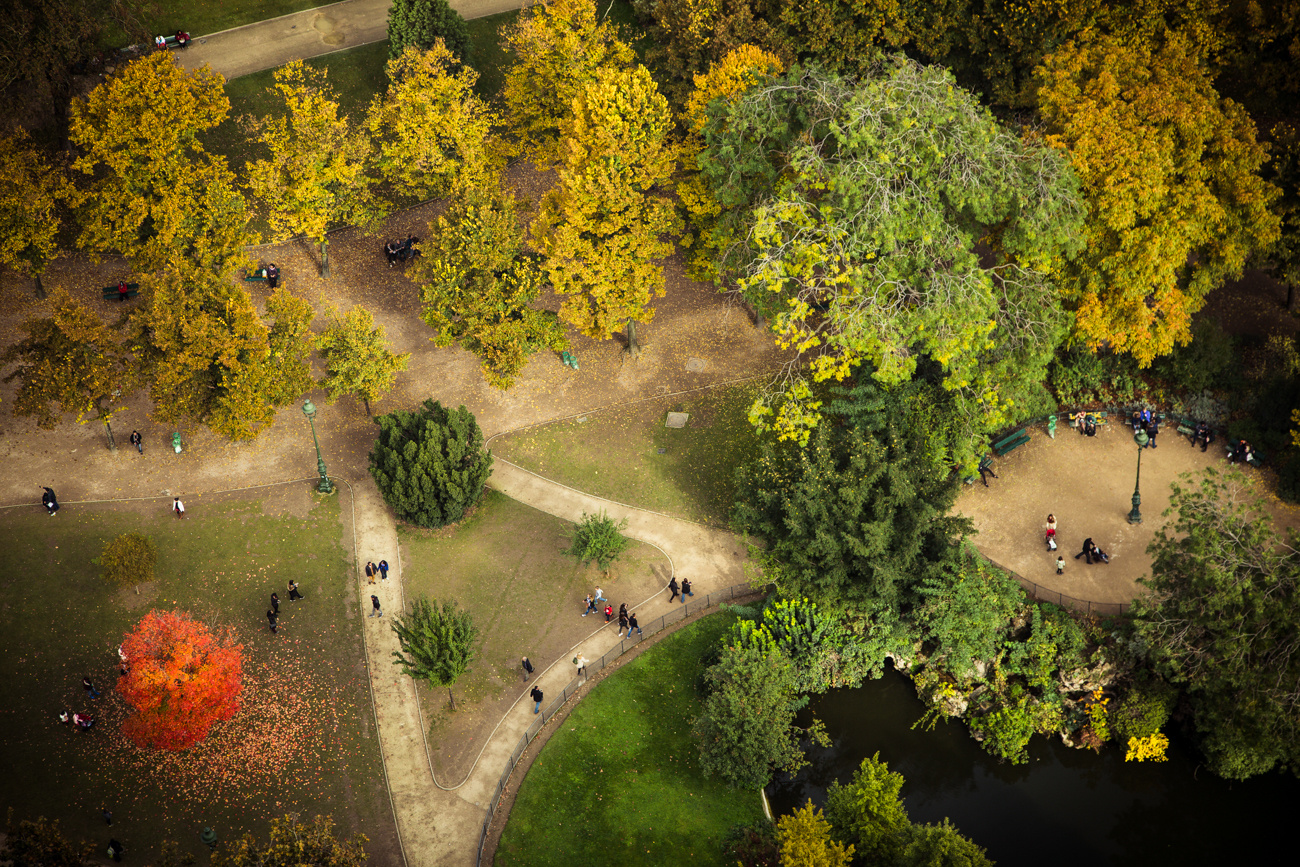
[117,609,244,750]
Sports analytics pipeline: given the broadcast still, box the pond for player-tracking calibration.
[767,668,1296,865]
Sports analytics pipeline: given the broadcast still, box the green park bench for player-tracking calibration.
[101,282,139,301]
[243,267,268,281]
[992,428,1030,457]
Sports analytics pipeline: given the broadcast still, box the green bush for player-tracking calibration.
[95,532,157,590]
[1110,677,1176,744]
[369,399,493,528]
[1003,603,1088,691]
[387,0,472,64]
[1049,347,1106,405]
[390,597,479,709]
[565,510,630,572]
[914,550,1025,681]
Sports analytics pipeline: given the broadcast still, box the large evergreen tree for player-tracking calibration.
[386,0,471,65]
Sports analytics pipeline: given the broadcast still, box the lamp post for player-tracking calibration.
[301,399,334,494]
[1128,429,1150,524]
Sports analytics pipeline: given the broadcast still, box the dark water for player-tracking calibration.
[768,670,1296,866]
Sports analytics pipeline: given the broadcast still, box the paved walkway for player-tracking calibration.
[176,0,531,80]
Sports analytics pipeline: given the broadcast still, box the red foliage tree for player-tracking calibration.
[117,609,244,750]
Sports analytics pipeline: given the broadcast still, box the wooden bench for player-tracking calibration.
[992,429,1030,457]
[101,283,139,301]
[243,268,268,282]
[156,33,190,50]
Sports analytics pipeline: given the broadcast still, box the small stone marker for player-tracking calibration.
[657,448,666,454]
[665,412,689,429]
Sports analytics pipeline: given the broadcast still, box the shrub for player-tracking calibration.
[387,0,471,65]
[1049,347,1106,405]
[914,551,1025,681]
[565,510,630,572]
[1110,677,1176,744]
[721,823,780,867]
[1152,318,1236,395]
[728,596,853,692]
[968,696,1036,765]
[369,399,492,528]
[95,532,156,591]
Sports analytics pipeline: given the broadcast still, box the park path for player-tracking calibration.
[176,0,531,80]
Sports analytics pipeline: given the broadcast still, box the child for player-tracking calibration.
[1044,514,1057,543]
[1056,556,1065,574]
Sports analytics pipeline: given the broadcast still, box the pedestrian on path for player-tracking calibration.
[107,838,123,862]
[594,586,607,603]
[378,559,389,580]
[102,808,112,826]
[668,577,679,603]
[1056,556,1065,574]
[42,486,59,516]
[521,657,535,680]
[604,603,613,622]
[978,454,998,486]
[618,608,628,632]
[680,578,693,602]
[129,430,143,454]
[288,580,304,601]
[365,562,376,584]
[626,612,641,638]
[1074,538,1095,564]
[266,609,278,633]
[173,497,185,518]
[369,595,382,617]
[83,677,100,699]
[531,685,543,714]
[270,592,280,615]
[575,654,589,679]
[1145,416,1159,448]
[1044,514,1057,544]
[581,594,595,616]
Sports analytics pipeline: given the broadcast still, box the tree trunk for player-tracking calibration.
[448,686,456,712]
[33,273,47,300]
[625,319,641,359]
[320,239,330,278]
[362,396,372,418]
[105,419,116,453]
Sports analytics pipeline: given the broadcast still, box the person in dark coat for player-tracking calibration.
[680,578,693,602]
[365,562,376,584]
[1194,422,1213,452]
[617,607,628,632]
[668,577,679,603]
[42,486,59,516]
[369,595,382,617]
[626,612,641,638]
[270,592,280,615]
[265,263,279,289]
[1144,416,1159,448]
[1074,537,1094,564]
[83,677,100,699]
[129,430,143,454]
[531,685,543,714]
[521,656,535,681]
[288,580,304,601]
[266,609,278,633]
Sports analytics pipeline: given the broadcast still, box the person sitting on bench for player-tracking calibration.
[1194,421,1213,452]
[265,262,279,289]
[176,30,190,48]
[1230,439,1254,465]
[117,280,130,302]
[155,35,167,49]
[1083,414,1097,437]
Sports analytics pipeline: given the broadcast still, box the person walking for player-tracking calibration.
[288,580,304,601]
[1074,538,1094,564]
[626,612,641,639]
[531,684,543,714]
[1044,514,1057,544]
[107,839,123,862]
[103,808,113,826]
[265,262,279,289]
[41,486,59,516]
[680,578,693,602]
[1056,556,1065,575]
[365,562,376,584]
[668,577,680,603]
[977,454,998,486]
[83,677,100,699]
[594,586,607,603]
[369,595,383,617]
[1145,416,1159,448]
[172,497,185,518]
[581,594,595,616]
[521,656,535,681]
[270,592,280,615]
[266,609,278,633]
[618,607,629,633]
[378,559,389,580]
[604,603,614,622]
[575,654,589,679]
[129,430,143,454]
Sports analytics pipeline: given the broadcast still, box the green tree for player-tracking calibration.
[390,597,479,709]
[413,187,565,389]
[0,130,71,298]
[693,644,828,789]
[367,44,499,203]
[1036,31,1279,366]
[316,304,410,416]
[214,815,366,867]
[0,815,87,867]
[369,399,493,528]
[1134,469,1300,779]
[703,61,1083,446]
[68,52,251,274]
[645,0,792,105]
[532,65,680,351]
[824,754,911,863]
[914,551,1026,681]
[501,0,635,166]
[775,801,854,867]
[263,287,317,408]
[2,289,137,447]
[1263,122,1300,311]
[246,61,383,278]
[386,0,471,64]
[566,510,631,573]
[96,532,157,592]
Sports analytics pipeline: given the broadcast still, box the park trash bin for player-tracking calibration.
[561,350,579,370]
[172,431,183,453]
[1047,415,1057,439]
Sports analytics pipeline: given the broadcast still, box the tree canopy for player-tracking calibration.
[214,815,366,867]
[386,0,471,64]
[316,304,410,416]
[0,130,70,295]
[390,597,479,708]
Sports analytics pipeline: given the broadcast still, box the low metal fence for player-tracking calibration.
[971,548,1131,616]
[475,581,760,866]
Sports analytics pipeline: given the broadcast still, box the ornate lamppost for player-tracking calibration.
[1128,428,1150,524]
[301,399,334,494]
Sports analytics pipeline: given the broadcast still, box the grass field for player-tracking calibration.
[400,491,669,776]
[0,490,394,864]
[495,611,765,867]
[492,384,765,525]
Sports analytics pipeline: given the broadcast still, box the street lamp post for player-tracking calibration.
[301,399,334,494]
[1128,429,1149,524]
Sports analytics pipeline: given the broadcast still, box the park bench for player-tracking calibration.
[1069,411,1108,428]
[991,428,1030,457]
[101,282,139,301]
[155,32,190,50]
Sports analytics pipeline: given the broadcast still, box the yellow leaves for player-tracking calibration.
[1125,733,1169,763]
[775,801,854,867]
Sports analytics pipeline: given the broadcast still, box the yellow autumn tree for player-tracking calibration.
[367,42,502,202]
[678,44,784,281]
[0,130,71,298]
[68,52,251,274]
[500,0,634,166]
[1037,30,1280,366]
[776,801,854,867]
[532,65,680,353]
[246,61,383,278]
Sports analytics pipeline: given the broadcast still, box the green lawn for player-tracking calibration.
[100,1,340,49]
[400,491,667,765]
[492,384,765,525]
[495,611,764,867]
[0,492,393,864]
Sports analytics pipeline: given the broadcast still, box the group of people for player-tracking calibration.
[383,236,420,267]
[1045,515,1109,571]
[1229,438,1256,465]
[266,580,305,633]
[1131,409,1160,447]
[154,30,190,49]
